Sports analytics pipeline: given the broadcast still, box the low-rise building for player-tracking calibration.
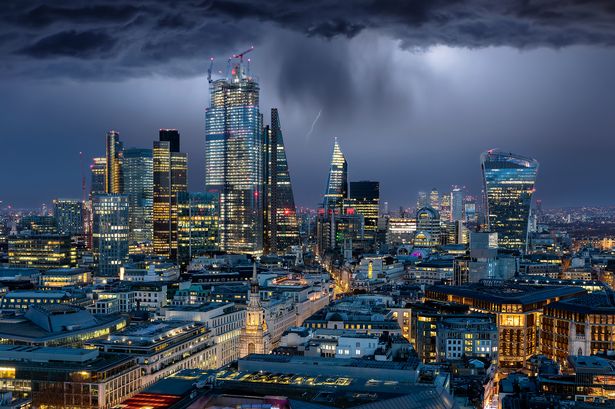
[40,268,91,288]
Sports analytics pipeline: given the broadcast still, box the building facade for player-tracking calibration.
[177,191,220,267]
[92,194,129,276]
[122,148,153,251]
[481,149,539,252]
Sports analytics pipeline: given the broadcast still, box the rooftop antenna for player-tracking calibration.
[207,57,214,83]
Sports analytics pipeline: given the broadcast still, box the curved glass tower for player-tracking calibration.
[205,60,263,254]
[481,149,539,252]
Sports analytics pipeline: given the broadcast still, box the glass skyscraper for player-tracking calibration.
[322,138,348,214]
[450,187,464,222]
[481,149,539,252]
[347,181,379,242]
[263,108,299,254]
[205,59,263,254]
[105,130,123,194]
[123,148,153,251]
[153,139,187,259]
[90,157,107,196]
[92,194,129,276]
[177,191,219,267]
[53,199,84,236]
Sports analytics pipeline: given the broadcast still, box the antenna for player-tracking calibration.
[207,57,214,83]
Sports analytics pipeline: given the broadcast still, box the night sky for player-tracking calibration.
[2,1,615,209]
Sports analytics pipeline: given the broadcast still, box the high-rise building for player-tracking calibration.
[263,108,299,254]
[90,157,107,196]
[440,193,451,222]
[322,138,348,214]
[205,58,263,255]
[450,188,464,222]
[429,188,440,211]
[416,191,428,210]
[159,129,180,153]
[481,149,539,252]
[347,181,379,242]
[177,191,219,267]
[415,207,441,247]
[53,199,83,236]
[123,148,153,250]
[153,140,187,259]
[105,131,123,194]
[92,194,129,276]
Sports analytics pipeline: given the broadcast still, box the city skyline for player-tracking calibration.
[2,2,615,209]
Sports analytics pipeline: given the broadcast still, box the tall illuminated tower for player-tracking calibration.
[322,138,348,214]
[451,187,464,222]
[105,130,123,194]
[481,149,539,252]
[205,56,263,254]
[263,108,299,254]
[92,194,129,276]
[429,188,440,211]
[348,181,379,242]
[90,157,107,196]
[153,137,187,259]
[123,148,153,250]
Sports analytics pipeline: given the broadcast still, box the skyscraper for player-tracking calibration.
[348,181,379,242]
[123,148,153,250]
[322,138,348,214]
[177,191,219,267]
[92,194,129,276]
[481,149,539,252]
[53,199,84,236]
[429,188,440,211]
[205,57,263,254]
[90,157,107,196]
[451,187,464,222]
[440,192,451,222]
[263,108,299,254]
[416,191,428,210]
[105,130,123,194]
[159,129,180,153]
[153,139,187,259]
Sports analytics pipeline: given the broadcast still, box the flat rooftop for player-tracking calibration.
[428,283,586,305]
[547,292,615,314]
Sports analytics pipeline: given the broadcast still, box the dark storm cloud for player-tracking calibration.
[18,30,117,58]
[2,0,615,79]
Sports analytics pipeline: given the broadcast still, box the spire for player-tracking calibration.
[252,262,257,282]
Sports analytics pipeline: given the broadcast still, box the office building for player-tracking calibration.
[53,199,83,236]
[16,216,57,234]
[440,192,451,222]
[122,148,153,250]
[40,268,91,288]
[153,137,187,259]
[541,292,615,366]
[263,108,300,254]
[429,188,439,211]
[0,345,140,408]
[414,207,440,247]
[92,194,129,276]
[451,187,464,221]
[416,191,428,209]
[481,149,539,251]
[105,130,123,194]
[205,58,263,255]
[436,316,498,362]
[158,128,180,153]
[177,191,219,266]
[8,234,76,270]
[425,282,585,368]
[347,181,379,242]
[89,157,107,196]
[386,217,416,246]
[322,138,348,214]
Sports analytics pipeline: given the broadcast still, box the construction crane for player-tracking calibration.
[79,151,86,203]
[232,46,254,62]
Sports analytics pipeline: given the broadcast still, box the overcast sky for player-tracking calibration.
[2,1,615,209]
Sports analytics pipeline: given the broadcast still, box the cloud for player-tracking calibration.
[18,30,117,58]
[1,0,615,80]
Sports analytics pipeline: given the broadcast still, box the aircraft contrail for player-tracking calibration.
[305,109,322,140]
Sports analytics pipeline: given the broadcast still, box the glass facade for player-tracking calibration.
[177,191,220,266]
[90,157,107,196]
[153,140,187,259]
[322,138,348,214]
[263,108,300,254]
[53,199,84,236]
[92,194,129,276]
[347,181,379,242]
[8,234,76,269]
[105,130,123,194]
[205,61,263,254]
[481,149,539,251]
[122,148,153,251]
